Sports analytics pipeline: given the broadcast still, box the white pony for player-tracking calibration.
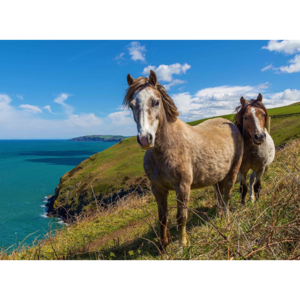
[234,94,275,203]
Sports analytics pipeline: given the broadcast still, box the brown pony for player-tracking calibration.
[124,70,244,248]
[234,94,275,204]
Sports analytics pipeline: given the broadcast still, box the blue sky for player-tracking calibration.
[1,40,300,139]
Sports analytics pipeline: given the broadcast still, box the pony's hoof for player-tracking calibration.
[179,236,189,247]
[241,200,245,205]
[180,241,189,248]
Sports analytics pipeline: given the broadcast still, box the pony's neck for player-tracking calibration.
[153,114,175,153]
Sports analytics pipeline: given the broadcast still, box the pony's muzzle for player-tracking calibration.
[137,133,154,149]
[253,133,266,145]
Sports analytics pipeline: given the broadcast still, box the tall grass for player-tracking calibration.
[1,140,300,260]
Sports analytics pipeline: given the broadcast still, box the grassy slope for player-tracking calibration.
[76,135,128,139]
[5,139,300,260]
[52,137,147,215]
[51,103,300,217]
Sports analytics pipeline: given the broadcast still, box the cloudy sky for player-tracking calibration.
[0,40,300,139]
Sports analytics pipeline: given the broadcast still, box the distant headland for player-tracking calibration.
[68,135,130,142]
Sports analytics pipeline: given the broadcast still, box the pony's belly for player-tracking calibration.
[191,182,211,190]
[191,174,226,189]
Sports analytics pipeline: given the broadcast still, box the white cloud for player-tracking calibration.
[171,83,271,120]
[0,94,12,106]
[262,40,300,55]
[262,40,300,73]
[142,63,191,91]
[164,79,185,90]
[143,63,191,82]
[0,93,135,139]
[264,89,300,107]
[172,84,300,121]
[108,110,134,126]
[54,93,69,105]
[128,42,146,62]
[261,63,275,72]
[115,52,125,61]
[53,93,73,115]
[142,65,156,75]
[67,113,103,127]
[278,54,300,73]
[16,94,24,100]
[43,105,52,112]
[19,104,42,113]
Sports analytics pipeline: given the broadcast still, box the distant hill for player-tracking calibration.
[69,135,130,142]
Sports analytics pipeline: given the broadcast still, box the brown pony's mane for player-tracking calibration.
[123,76,179,121]
[233,98,268,134]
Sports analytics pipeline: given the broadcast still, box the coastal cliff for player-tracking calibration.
[46,137,150,221]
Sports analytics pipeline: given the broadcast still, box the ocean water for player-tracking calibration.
[0,140,116,250]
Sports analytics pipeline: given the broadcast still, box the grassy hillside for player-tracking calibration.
[47,102,300,220]
[3,138,300,260]
[48,137,147,219]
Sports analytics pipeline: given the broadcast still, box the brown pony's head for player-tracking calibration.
[123,70,179,149]
[234,93,268,146]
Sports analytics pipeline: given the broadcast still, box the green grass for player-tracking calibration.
[268,104,300,116]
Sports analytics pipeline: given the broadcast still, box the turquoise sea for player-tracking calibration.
[0,140,116,250]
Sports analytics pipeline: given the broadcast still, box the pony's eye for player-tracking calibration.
[154,100,160,107]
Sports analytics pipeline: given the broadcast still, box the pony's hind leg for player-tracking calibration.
[249,171,256,203]
[214,180,225,211]
[222,150,243,211]
[152,185,170,250]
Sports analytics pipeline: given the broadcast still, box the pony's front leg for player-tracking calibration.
[152,185,170,250]
[238,169,248,204]
[175,183,191,247]
[253,169,264,202]
[249,171,256,203]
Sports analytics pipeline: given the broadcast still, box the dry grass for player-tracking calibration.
[1,140,300,260]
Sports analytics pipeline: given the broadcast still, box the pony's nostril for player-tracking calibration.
[148,134,153,144]
[254,133,259,140]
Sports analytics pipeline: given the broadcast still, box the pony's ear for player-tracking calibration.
[240,96,247,106]
[149,70,157,86]
[127,74,135,86]
[257,93,263,102]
